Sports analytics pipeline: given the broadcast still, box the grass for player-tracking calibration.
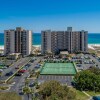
[0,92,22,100]
[86,91,100,96]
[0,86,9,90]
[72,88,89,100]
[0,66,4,68]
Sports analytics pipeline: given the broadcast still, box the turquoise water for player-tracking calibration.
[0,33,100,45]
[0,33,41,46]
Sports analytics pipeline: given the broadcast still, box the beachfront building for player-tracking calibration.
[4,27,32,56]
[41,27,88,54]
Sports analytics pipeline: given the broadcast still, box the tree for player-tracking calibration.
[0,72,2,77]
[25,79,29,87]
[67,88,76,100]
[89,67,100,75]
[74,69,100,92]
[23,87,31,99]
[35,71,40,78]
[39,80,76,100]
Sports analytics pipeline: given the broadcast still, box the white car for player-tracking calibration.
[0,69,3,72]
[3,66,7,69]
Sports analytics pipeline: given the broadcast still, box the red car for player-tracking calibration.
[18,70,27,73]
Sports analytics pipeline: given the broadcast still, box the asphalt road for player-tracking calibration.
[0,57,30,81]
[9,57,42,100]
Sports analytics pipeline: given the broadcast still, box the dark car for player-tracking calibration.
[15,67,19,69]
[19,89,24,95]
[93,96,100,100]
[6,65,9,68]
[5,71,13,76]
[29,82,35,87]
[25,64,30,68]
[30,59,34,63]
[15,73,23,76]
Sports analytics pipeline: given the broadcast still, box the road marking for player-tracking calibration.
[5,58,31,83]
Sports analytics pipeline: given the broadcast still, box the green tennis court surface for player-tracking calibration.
[40,63,77,75]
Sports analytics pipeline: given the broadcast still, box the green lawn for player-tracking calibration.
[40,63,77,75]
[74,89,89,100]
[0,86,9,90]
[86,91,100,96]
[0,92,22,100]
[0,66,3,68]
[0,66,4,68]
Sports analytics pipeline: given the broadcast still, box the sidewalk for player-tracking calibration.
[82,91,92,100]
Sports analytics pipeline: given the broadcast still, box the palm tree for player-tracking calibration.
[35,71,40,78]
[30,88,37,100]
[23,87,31,100]
[0,72,2,77]
[25,79,29,87]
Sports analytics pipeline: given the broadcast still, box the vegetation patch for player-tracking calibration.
[74,67,100,92]
[0,86,9,90]
[38,80,79,100]
[75,89,89,100]
[86,91,100,96]
[0,92,22,100]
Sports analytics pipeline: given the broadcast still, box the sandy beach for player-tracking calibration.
[88,44,100,50]
[0,45,41,48]
[0,45,4,50]
[0,44,100,50]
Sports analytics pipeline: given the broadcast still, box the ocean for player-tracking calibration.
[0,33,100,46]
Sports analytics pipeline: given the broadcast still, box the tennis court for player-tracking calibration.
[40,63,77,75]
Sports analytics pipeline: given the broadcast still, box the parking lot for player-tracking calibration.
[38,75,72,85]
[0,57,30,81]
[71,54,100,71]
[37,53,100,86]
[9,57,42,93]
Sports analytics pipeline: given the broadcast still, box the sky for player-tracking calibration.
[0,0,100,33]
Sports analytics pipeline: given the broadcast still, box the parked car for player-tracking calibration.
[6,65,9,68]
[15,73,23,76]
[19,89,24,95]
[18,70,27,73]
[25,64,31,67]
[29,82,35,87]
[35,65,40,68]
[30,60,34,63]
[5,71,13,76]
[15,66,19,69]
[0,69,3,72]
[2,66,7,69]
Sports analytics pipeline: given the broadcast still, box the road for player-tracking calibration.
[0,57,30,81]
[9,57,42,100]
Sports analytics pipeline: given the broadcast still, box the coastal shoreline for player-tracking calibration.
[0,44,100,50]
[0,45,41,50]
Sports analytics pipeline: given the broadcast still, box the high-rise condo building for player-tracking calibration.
[4,27,32,56]
[41,27,88,54]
